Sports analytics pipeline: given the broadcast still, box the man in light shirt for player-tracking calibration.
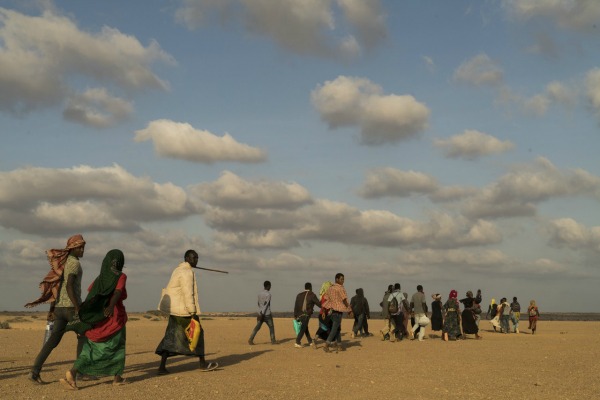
[248,281,276,345]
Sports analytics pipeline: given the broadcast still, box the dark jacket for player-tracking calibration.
[294,290,321,318]
[350,289,370,318]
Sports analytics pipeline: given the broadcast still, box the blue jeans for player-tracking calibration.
[326,312,342,344]
[501,315,510,333]
[511,313,520,332]
[249,314,275,342]
[32,307,86,375]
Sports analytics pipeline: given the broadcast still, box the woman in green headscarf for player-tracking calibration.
[61,249,128,390]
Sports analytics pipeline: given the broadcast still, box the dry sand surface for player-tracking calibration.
[1,313,599,400]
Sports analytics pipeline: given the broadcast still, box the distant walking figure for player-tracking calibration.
[248,281,276,345]
[323,273,353,352]
[528,300,539,334]
[293,282,321,348]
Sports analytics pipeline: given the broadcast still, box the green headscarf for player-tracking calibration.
[67,249,124,334]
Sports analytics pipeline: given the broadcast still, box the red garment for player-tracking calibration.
[85,273,128,342]
[25,234,86,307]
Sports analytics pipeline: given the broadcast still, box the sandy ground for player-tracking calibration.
[1,313,599,400]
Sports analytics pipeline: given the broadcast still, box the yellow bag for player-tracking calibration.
[185,317,202,351]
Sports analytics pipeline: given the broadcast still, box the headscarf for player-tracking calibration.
[67,249,124,335]
[24,234,86,308]
[431,293,441,300]
[320,281,333,297]
[449,290,458,299]
[491,298,496,305]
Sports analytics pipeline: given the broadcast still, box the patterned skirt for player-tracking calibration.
[155,315,205,357]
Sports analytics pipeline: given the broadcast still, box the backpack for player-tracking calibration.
[529,307,537,317]
[388,294,399,314]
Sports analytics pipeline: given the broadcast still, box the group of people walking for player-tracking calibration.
[25,234,541,389]
[486,297,541,335]
[25,234,216,390]
[248,279,542,349]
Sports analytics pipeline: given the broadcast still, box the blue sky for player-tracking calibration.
[1,0,599,313]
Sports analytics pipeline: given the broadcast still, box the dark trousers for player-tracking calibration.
[32,307,86,374]
[391,314,407,339]
[249,314,275,342]
[295,314,314,344]
[326,312,343,344]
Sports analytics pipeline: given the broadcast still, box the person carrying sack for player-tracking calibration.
[155,250,218,374]
[293,282,321,348]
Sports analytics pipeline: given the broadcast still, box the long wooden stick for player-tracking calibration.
[192,266,229,274]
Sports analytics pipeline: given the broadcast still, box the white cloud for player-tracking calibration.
[358,168,438,198]
[312,76,430,145]
[434,129,515,160]
[546,218,600,253]
[190,170,312,210]
[175,0,387,58]
[453,53,504,86]
[63,87,134,128]
[175,0,234,29]
[462,157,600,219]
[0,7,173,117]
[336,0,387,50]
[300,202,502,248]
[504,0,600,32]
[585,68,600,117]
[429,186,478,203]
[422,55,435,72]
[0,164,197,234]
[134,119,267,164]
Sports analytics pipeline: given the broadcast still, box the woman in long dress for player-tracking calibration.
[442,290,462,341]
[528,300,540,334]
[61,249,128,390]
[460,291,482,339]
[430,294,443,338]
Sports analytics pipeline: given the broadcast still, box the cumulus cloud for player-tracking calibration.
[336,0,387,50]
[134,119,267,164]
[0,7,173,119]
[546,218,600,253]
[0,165,197,234]
[358,168,438,198]
[516,81,578,116]
[585,68,600,117]
[434,130,515,160]
[422,55,435,72]
[300,201,502,248]
[453,53,504,86]
[504,0,600,32]
[462,157,600,219]
[311,76,430,145]
[188,172,500,250]
[63,88,133,128]
[191,171,312,210]
[175,0,386,58]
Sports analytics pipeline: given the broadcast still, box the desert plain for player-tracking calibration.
[1,313,599,400]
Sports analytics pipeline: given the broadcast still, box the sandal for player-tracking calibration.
[201,362,218,372]
[28,372,45,385]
